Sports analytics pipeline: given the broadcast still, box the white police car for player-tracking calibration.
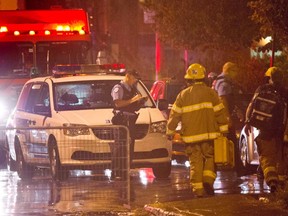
[0,77,29,166]
[6,64,172,180]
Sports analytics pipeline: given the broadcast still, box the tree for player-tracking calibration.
[248,0,288,52]
[141,0,259,51]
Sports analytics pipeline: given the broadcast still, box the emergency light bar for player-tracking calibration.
[52,64,126,77]
[0,9,90,43]
[1,28,86,37]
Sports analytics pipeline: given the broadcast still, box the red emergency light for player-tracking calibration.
[0,9,91,43]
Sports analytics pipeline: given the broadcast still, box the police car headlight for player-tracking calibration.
[63,124,90,136]
[150,121,167,134]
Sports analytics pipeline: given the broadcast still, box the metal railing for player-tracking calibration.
[0,125,132,213]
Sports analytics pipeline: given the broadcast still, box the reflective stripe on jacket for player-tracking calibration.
[167,82,229,143]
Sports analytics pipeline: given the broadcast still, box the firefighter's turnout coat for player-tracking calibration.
[167,82,228,141]
[167,82,229,194]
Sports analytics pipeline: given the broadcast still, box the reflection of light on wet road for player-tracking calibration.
[104,169,112,177]
[0,169,19,215]
[0,170,8,214]
[214,170,270,194]
[0,164,274,214]
[0,168,131,215]
[184,161,190,167]
[239,175,269,194]
[139,168,154,185]
[171,160,190,168]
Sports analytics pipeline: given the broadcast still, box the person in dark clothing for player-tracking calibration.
[110,70,147,180]
[207,72,218,89]
[245,67,288,192]
[256,66,277,180]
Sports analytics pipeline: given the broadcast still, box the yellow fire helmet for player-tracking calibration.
[265,66,278,77]
[184,63,206,80]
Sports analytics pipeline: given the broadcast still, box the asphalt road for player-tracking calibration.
[0,161,284,215]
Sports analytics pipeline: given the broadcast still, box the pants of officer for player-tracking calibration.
[256,135,285,186]
[111,112,138,178]
[185,140,216,194]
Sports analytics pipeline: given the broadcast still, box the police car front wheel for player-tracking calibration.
[152,162,171,179]
[15,139,34,180]
[49,139,69,181]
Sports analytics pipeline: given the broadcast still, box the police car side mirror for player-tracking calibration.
[157,99,169,111]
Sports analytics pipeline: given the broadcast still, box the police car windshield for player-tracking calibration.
[54,80,154,111]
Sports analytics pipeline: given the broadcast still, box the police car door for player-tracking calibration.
[16,82,50,164]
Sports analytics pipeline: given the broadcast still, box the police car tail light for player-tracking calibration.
[63,123,90,136]
[150,121,167,134]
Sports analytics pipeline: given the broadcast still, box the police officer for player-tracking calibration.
[167,63,229,197]
[110,70,147,180]
[214,62,246,176]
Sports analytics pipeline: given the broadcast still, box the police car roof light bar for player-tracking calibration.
[52,63,126,77]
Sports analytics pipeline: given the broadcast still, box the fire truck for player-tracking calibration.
[0,9,92,165]
[0,9,91,75]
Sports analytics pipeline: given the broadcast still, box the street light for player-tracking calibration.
[270,33,276,67]
[255,36,274,66]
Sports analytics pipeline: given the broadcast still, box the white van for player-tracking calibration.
[6,64,172,180]
[0,77,29,166]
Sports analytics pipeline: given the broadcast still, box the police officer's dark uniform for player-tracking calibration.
[214,62,246,176]
[110,71,146,179]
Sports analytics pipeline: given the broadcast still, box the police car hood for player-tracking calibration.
[57,108,165,125]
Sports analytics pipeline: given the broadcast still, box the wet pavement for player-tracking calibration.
[143,193,288,216]
[0,161,284,215]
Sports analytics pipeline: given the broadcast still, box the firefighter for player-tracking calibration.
[255,66,278,180]
[245,67,287,192]
[268,67,288,187]
[167,63,229,197]
[264,66,277,83]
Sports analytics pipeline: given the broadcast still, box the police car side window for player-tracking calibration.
[24,83,42,113]
[17,83,33,111]
[32,84,51,116]
[35,84,50,107]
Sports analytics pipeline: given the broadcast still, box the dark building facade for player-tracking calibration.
[22,0,247,82]
[21,0,189,81]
